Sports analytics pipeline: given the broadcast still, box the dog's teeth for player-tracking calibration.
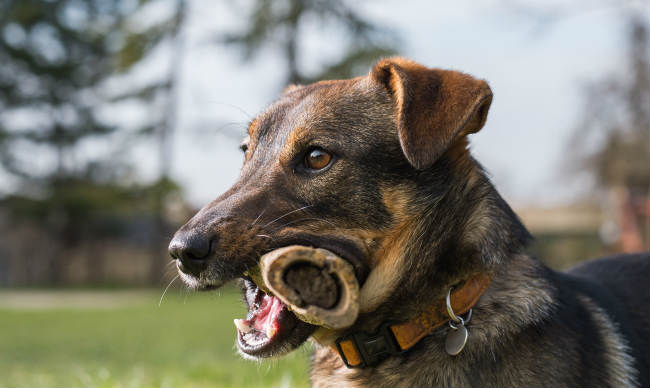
[234,319,252,334]
[266,324,277,339]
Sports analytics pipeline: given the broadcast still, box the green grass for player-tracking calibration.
[0,288,312,387]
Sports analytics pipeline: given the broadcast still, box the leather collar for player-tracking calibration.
[332,273,492,368]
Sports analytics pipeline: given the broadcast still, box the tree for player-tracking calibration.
[571,16,649,251]
[0,0,187,285]
[503,1,649,253]
[222,0,399,86]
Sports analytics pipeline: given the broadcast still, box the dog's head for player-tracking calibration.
[169,57,492,359]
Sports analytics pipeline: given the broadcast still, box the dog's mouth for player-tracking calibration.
[175,233,367,357]
[235,277,315,358]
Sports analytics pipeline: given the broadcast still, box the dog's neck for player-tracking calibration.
[310,151,555,385]
[310,254,556,387]
[359,151,533,328]
[333,272,494,368]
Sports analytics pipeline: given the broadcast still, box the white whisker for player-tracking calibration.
[158,275,179,307]
[276,217,338,230]
[263,205,314,227]
[251,208,267,226]
[183,287,190,304]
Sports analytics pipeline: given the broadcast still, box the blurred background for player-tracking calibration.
[0,0,648,386]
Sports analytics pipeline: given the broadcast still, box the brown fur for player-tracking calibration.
[170,57,649,387]
[371,57,492,169]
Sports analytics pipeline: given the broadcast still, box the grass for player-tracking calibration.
[0,288,312,387]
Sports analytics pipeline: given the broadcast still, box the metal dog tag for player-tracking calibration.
[445,324,468,356]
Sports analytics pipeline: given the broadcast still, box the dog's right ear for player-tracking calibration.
[370,57,492,170]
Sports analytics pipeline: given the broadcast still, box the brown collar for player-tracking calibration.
[332,273,492,368]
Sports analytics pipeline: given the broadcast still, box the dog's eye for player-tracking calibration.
[240,136,250,153]
[303,148,332,170]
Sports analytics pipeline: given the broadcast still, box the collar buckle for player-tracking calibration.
[335,322,404,368]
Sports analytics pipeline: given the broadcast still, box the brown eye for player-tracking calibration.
[304,148,332,170]
[240,136,250,153]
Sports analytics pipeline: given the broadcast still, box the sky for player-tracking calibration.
[128,0,648,209]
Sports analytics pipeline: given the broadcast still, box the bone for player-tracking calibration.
[260,245,360,329]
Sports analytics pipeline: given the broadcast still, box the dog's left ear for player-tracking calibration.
[371,57,493,170]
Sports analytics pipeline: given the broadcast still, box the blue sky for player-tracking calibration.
[129,0,647,208]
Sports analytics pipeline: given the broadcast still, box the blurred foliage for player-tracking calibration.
[572,16,650,196]
[0,0,182,183]
[528,232,607,270]
[222,0,399,85]
[0,0,188,286]
[513,2,650,253]
[0,177,181,242]
[569,15,649,252]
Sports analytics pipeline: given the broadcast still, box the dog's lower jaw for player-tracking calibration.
[175,262,317,358]
[236,317,316,360]
[235,278,317,358]
[177,267,227,290]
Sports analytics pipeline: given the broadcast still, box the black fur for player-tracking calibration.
[170,59,650,387]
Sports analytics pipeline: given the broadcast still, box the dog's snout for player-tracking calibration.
[168,231,213,276]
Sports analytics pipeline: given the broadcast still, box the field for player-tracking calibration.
[0,288,311,387]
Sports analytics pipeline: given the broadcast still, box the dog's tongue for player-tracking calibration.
[235,294,284,338]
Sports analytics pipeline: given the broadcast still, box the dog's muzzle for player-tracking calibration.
[168,229,212,277]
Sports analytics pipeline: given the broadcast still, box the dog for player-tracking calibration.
[169,57,649,387]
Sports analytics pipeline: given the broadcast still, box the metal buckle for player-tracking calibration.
[335,322,404,368]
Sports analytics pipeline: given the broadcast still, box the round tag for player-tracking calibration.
[445,325,468,356]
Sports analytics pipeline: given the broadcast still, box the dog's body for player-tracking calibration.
[169,58,649,387]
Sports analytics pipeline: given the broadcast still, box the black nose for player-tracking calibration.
[168,231,212,276]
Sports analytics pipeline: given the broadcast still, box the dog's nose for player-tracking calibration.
[168,231,212,276]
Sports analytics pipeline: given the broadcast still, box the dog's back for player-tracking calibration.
[566,253,650,387]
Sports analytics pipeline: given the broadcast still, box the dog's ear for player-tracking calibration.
[371,57,493,170]
[282,84,304,95]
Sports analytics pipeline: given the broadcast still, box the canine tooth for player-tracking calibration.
[234,319,251,333]
[266,324,277,339]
